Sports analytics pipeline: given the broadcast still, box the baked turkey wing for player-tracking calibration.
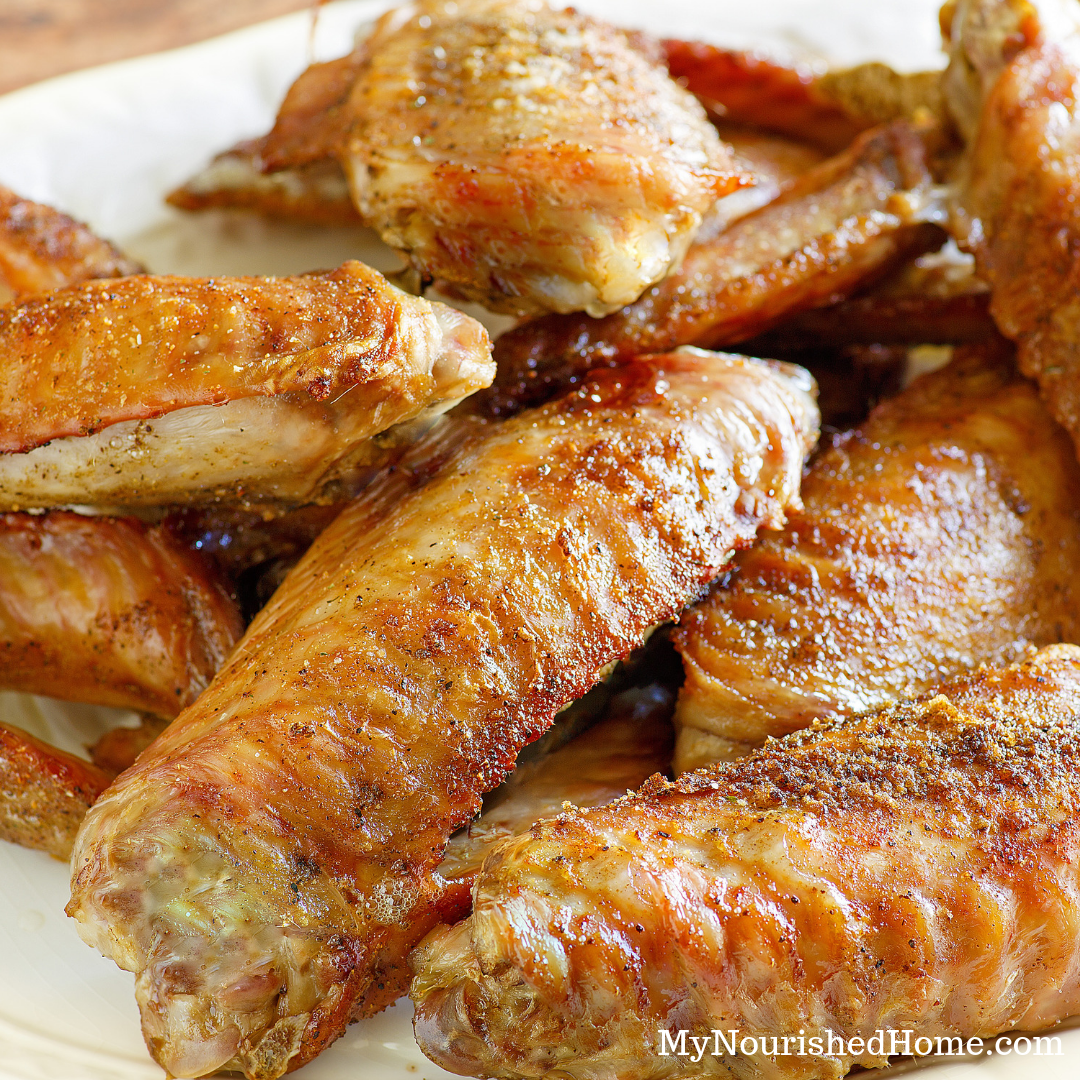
[67,349,818,1080]
[0,260,492,508]
[672,342,1080,770]
[413,645,1080,1079]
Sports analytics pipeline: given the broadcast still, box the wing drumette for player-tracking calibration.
[439,683,675,887]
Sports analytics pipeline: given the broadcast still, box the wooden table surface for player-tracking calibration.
[0,0,316,96]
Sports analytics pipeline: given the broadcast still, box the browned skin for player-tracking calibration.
[176,7,740,319]
[413,646,1080,1080]
[0,723,112,860]
[0,511,243,718]
[68,351,818,1080]
[0,184,141,304]
[485,121,944,417]
[342,1,741,318]
[672,342,1080,771]
[945,2,1080,464]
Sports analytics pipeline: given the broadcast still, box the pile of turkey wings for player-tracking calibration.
[4,2,1080,1079]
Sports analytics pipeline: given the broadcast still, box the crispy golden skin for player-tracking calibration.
[413,646,1080,1080]
[944,0,1080,459]
[0,723,112,860]
[0,184,141,305]
[0,260,492,508]
[486,121,944,416]
[68,351,818,1080]
[342,0,741,317]
[672,343,1080,770]
[0,511,243,718]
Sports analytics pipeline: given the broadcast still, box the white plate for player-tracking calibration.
[1,2,1077,1078]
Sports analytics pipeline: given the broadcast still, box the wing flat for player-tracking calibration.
[672,342,1080,770]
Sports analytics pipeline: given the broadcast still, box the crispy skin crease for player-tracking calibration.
[0,511,242,718]
[67,352,819,1080]
[342,0,740,317]
[439,684,675,885]
[671,343,1080,770]
[0,185,141,305]
[0,723,112,860]
[368,682,677,1014]
[0,260,492,508]
[486,121,944,417]
[945,2,1080,461]
[413,646,1080,1080]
